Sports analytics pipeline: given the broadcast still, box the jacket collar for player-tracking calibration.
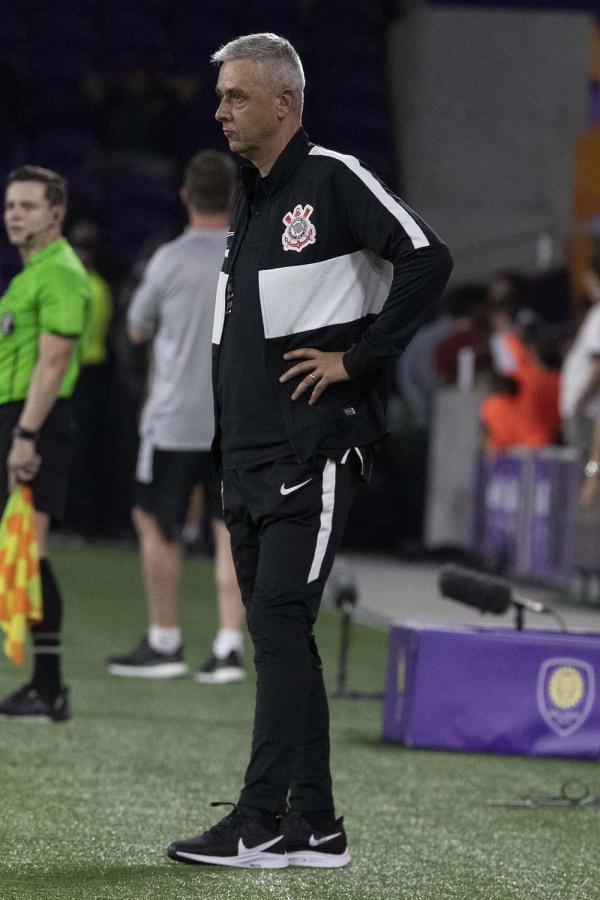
[25,237,68,268]
[240,128,310,200]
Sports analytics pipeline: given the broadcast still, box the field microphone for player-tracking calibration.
[439,565,547,616]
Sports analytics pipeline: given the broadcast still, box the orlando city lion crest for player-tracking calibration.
[282,204,316,253]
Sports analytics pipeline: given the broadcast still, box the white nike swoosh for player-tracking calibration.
[238,835,284,855]
[280,478,312,496]
[309,831,342,847]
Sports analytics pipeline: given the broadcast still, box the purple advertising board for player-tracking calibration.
[382,624,600,759]
[478,455,526,573]
[527,455,580,583]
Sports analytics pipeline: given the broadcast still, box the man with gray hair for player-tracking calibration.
[168,32,452,869]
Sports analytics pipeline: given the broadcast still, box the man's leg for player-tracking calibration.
[0,400,74,721]
[30,512,63,701]
[166,457,359,869]
[106,505,187,677]
[167,470,291,869]
[133,505,181,630]
[195,516,246,683]
[238,456,360,817]
[0,511,70,720]
[213,518,244,633]
[107,446,195,678]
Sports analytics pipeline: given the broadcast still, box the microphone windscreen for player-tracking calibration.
[439,565,511,614]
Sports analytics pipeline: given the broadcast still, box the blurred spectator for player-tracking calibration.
[0,61,28,142]
[434,284,490,385]
[397,303,453,430]
[481,328,561,452]
[487,270,526,309]
[581,415,600,508]
[486,269,537,375]
[70,220,113,368]
[479,373,520,452]
[84,66,198,177]
[66,220,114,537]
[560,254,600,455]
[394,300,453,553]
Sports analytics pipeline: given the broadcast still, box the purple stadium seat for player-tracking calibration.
[29,0,96,11]
[0,137,32,214]
[30,11,95,50]
[235,0,306,44]
[30,128,101,176]
[96,11,171,68]
[104,170,179,218]
[63,173,105,220]
[309,0,384,30]
[101,0,169,14]
[104,206,178,268]
[0,8,27,45]
[177,102,225,160]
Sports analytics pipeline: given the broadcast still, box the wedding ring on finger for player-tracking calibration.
[308,373,318,382]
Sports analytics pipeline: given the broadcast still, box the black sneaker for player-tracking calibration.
[279,811,351,868]
[107,637,188,678]
[0,684,70,722]
[194,650,245,684]
[167,802,288,868]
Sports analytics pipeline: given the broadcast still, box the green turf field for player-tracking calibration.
[0,543,599,900]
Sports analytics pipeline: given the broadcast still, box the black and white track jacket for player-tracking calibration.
[212,128,453,465]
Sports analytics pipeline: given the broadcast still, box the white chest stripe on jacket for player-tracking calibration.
[309,145,430,250]
[259,249,392,339]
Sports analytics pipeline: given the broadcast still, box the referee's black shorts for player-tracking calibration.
[134,438,222,527]
[0,399,76,520]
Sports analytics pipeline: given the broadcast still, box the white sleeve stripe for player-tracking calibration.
[309,145,430,250]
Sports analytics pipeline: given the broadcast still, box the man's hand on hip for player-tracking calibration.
[280,348,350,405]
[8,437,41,490]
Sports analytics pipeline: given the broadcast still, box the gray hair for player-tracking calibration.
[211,32,305,116]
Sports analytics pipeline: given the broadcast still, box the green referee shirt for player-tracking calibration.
[0,238,89,405]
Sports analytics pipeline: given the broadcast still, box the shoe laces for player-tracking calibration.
[204,802,244,839]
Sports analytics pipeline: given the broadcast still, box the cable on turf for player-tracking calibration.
[488,780,600,808]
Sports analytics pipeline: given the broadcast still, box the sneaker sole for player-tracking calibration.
[168,849,288,869]
[107,663,189,678]
[287,849,351,868]
[194,668,246,685]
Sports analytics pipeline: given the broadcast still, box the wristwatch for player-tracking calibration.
[584,460,600,478]
[11,425,38,442]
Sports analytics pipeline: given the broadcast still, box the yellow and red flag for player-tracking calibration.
[0,486,42,666]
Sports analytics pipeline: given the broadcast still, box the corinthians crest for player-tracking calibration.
[282,204,316,253]
[537,657,595,737]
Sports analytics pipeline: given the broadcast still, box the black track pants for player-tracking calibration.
[223,452,361,815]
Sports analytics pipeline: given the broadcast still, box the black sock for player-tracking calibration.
[300,809,337,833]
[31,559,63,701]
[237,804,279,833]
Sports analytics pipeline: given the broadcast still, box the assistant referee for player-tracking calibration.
[0,166,88,722]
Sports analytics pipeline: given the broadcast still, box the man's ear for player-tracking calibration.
[52,205,66,226]
[276,88,295,119]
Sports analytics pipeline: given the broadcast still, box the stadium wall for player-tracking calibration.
[386,5,590,281]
